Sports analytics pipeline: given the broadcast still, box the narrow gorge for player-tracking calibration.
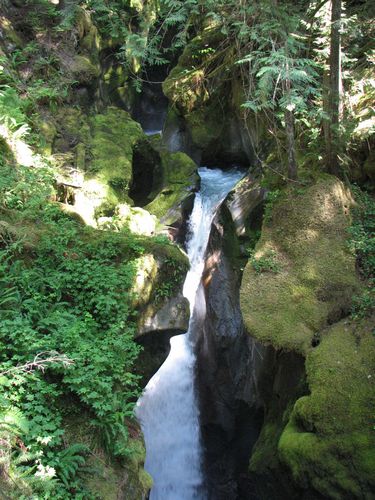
[0,1,373,500]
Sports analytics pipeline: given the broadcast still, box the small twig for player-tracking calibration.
[0,351,74,376]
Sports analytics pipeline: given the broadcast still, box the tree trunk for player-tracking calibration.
[283,59,298,181]
[285,107,298,181]
[326,0,342,175]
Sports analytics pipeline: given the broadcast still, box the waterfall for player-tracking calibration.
[136,167,244,499]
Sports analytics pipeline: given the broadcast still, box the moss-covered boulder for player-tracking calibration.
[89,107,142,179]
[52,107,145,225]
[87,106,144,207]
[70,55,101,85]
[145,150,198,225]
[131,241,190,337]
[240,176,361,354]
[278,317,375,499]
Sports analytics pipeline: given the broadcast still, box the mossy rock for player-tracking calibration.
[88,107,144,206]
[70,55,101,85]
[101,63,135,109]
[185,105,224,151]
[240,176,361,354]
[145,151,198,224]
[162,29,224,114]
[36,113,57,155]
[130,240,189,336]
[63,414,151,500]
[74,6,101,53]
[0,16,24,48]
[84,437,152,500]
[54,106,91,152]
[278,317,375,499]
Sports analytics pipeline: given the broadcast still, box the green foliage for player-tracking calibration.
[52,444,88,488]
[0,160,54,211]
[249,249,281,274]
[154,255,185,302]
[263,189,282,223]
[348,186,375,318]
[154,281,173,302]
[0,134,147,497]
[0,86,30,133]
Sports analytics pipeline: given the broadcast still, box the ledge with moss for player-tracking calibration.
[278,317,375,499]
[240,176,361,354]
[145,149,198,226]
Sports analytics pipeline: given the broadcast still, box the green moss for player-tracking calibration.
[240,176,361,353]
[36,115,57,155]
[278,318,375,498]
[186,105,224,150]
[63,413,151,500]
[70,54,101,84]
[145,151,198,223]
[54,107,91,148]
[162,29,224,114]
[0,17,24,48]
[88,107,144,206]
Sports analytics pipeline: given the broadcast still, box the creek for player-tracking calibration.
[136,167,244,499]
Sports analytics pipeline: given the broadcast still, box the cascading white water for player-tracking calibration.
[136,167,244,500]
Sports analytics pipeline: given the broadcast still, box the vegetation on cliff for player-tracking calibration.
[240,177,374,497]
[0,0,374,498]
[0,2,188,497]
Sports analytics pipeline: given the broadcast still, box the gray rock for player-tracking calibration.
[226,176,266,237]
[137,292,190,336]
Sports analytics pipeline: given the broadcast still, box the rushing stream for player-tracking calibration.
[136,167,244,499]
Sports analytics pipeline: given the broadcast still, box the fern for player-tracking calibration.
[53,444,88,487]
[0,405,29,436]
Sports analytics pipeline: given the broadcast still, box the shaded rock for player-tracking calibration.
[161,30,263,166]
[197,201,265,500]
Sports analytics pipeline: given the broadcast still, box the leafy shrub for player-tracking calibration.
[263,189,282,223]
[0,148,147,496]
[348,185,375,318]
[249,249,281,274]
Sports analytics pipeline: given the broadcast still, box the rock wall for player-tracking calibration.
[195,174,374,500]
[240,176,375,499]
[196,196,265,499]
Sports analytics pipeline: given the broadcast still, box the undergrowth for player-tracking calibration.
[348,185,375,320]
[249,249,281,274]
[0,82,145,499]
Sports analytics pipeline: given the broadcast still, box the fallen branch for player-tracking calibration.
[0,351,74,376]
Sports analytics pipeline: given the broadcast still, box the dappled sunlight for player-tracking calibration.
[203,248,221,287]
[131,254,157,308]
[0,124,35,167]
[72,178,107,226]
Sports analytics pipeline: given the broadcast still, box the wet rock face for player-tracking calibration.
[196,215,264,500]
